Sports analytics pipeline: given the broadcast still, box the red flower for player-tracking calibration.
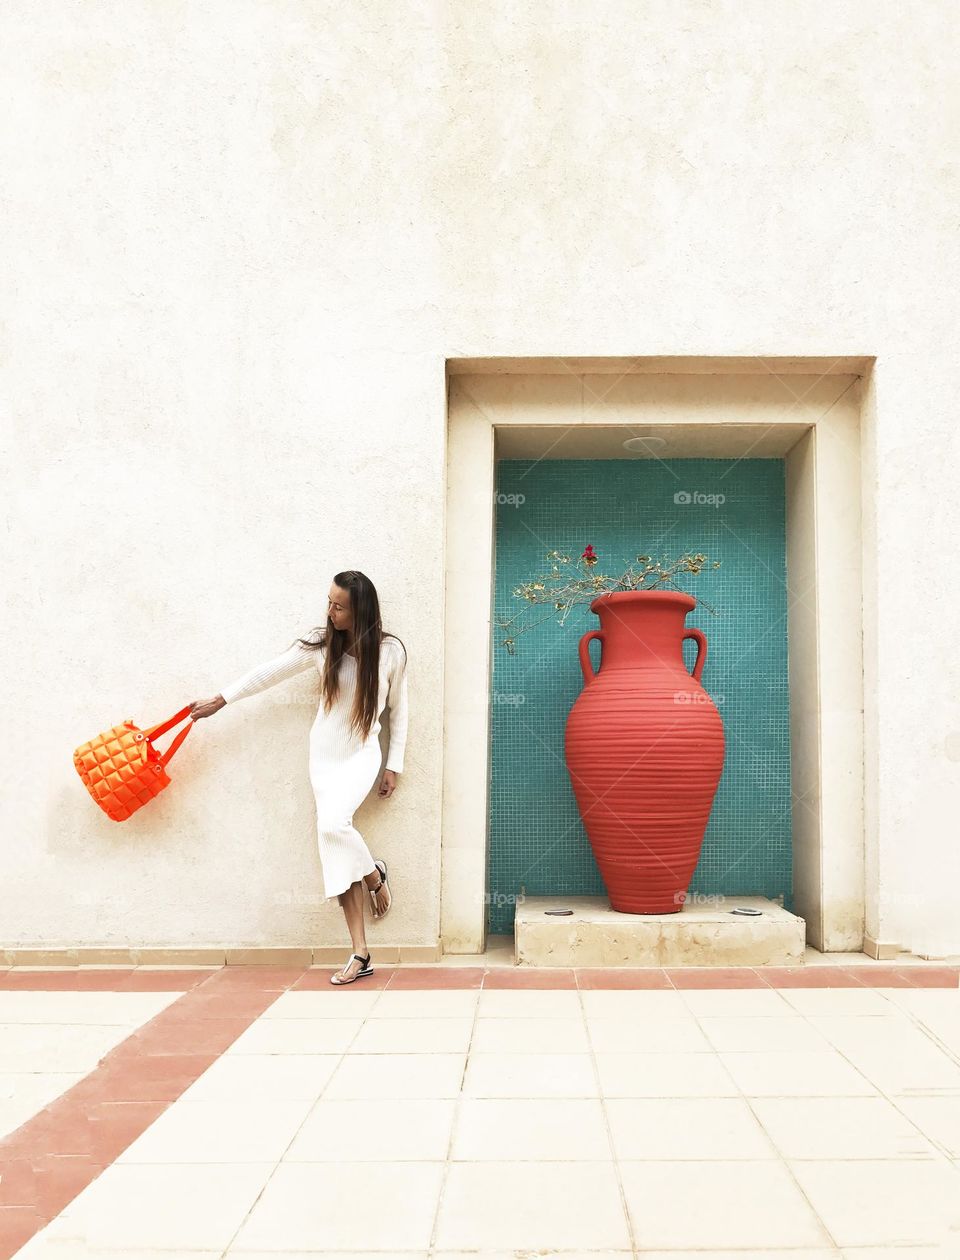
[581,544,598,566]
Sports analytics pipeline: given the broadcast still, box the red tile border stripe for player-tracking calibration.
[0,963,957,993]
[0,967,305,1258]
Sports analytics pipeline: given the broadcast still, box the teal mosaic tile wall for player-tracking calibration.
[489,458,792,936]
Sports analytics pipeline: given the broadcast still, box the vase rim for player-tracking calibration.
[589,589,696,612]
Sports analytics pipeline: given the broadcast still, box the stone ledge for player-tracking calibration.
[515,895,806,967]
[0,942,444,967]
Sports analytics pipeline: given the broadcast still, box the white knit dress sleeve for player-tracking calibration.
[219,640,319,705]
[384,641,409,773]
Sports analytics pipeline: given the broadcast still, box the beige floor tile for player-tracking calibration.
[678,988,795,1017]
[451,1097,612,1160]
[17,1245,220,1260]
[462,1051,597,1097]
[873,988,960,1016]
[0,1022,140,1073]
[832,1042,960,1096]
[838,1248,943,1260]
[806,1013,930,1049]
[369,989,480,1018]
[586,1015,711,1053]
[719,1049,879,1096]
[116,1096,316,1163]
[472,1016,590,1053]
[348,1016,474,1054]
[431,1253,631,1260]
[595,1050,739,1097]
[285,1097,456,1161]
[434,1161,631,1250]
[579,988,690,1019]
[606,1096,777,1159]
[639,1252,841,1260]
[790,1158,960,1247]
[178,1052,340,1102]
[896,1095,960,1157]
[224,1016,362,1055]
[621,1158,832,1249]
[323,1052,466,1098]
[0,991,182,1024]
[229,1160,444,1251]
[476,989,584,1018]
[229,1253,429,1260]
[780,987,899,1017]
[0,1070,86,1139]
[751,1095,938,1160]
[260,989,381,1018]
[699,1014,832,1052]
[910,1015,960,1054]
[36,1162,275,1251]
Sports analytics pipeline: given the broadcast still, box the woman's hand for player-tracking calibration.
[378,769,398,798]
[189,695,226,720]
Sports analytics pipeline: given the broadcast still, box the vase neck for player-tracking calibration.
[595,600,691,670]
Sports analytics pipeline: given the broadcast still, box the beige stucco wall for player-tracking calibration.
[1,2,957,956]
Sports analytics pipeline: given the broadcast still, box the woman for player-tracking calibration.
[189,570,408,985]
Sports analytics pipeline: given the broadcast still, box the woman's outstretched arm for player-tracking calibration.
[219,640,319,705]
[190,638,320,720]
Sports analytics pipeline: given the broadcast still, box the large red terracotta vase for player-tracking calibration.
[564,590,725,914]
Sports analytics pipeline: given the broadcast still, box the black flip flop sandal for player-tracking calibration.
[369,859,392,920]
[329,951,373,984]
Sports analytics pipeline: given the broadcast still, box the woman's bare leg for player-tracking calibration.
[333,880,369,981]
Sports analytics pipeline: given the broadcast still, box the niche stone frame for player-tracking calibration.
[442,355,875,957]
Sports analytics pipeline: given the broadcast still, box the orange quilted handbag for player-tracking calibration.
[73,705,194,822]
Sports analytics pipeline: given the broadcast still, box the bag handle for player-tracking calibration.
[142,705,194,767]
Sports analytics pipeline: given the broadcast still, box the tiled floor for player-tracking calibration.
[1,960,959,1258]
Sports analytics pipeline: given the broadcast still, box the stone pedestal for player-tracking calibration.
[515,895,805,967]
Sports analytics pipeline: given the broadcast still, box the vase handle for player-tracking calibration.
[682,628,707,682]
[578,630,604,683]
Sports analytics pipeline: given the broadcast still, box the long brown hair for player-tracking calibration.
[288,570,406,743]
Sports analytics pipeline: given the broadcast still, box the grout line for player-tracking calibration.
[576,968,641,1260]
[425,980,483,1259]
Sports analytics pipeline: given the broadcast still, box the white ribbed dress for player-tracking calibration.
[218,635,408,900]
